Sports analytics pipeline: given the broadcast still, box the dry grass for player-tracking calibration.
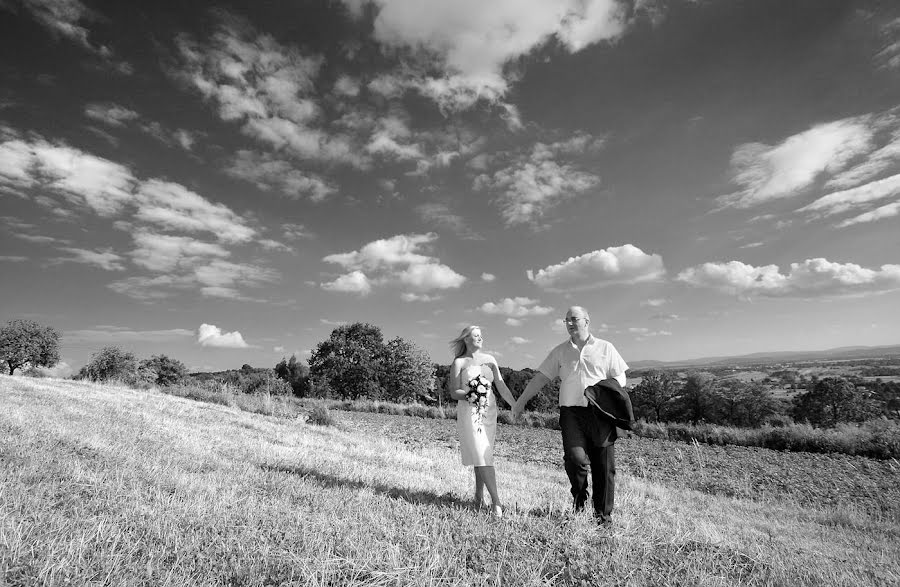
[1,375,898,586]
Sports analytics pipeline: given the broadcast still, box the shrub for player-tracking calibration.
[140,355,188,386]
[308,406,337,426]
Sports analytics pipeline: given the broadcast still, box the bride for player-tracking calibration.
[448,325,517,517]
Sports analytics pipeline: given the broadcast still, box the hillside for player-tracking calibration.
[2,375,898,586]
[629,343,900,370]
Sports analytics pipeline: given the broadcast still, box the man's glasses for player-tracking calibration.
[562,317,586,325]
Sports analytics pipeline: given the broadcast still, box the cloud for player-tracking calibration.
[481,273,496,282]
[797,172,900,221]
[628,327,672,339]
[475,135,602,226]
[192,259,279,300]
[875,17,900,70]
[835,200,900,228]
[15,0,132,72]
[640,298,667,307]
[416,202,484,240]
[715,118,876,209]
[130,231,230,272]
[510,336,530,344]
[226,150,336,202]
[401,292,441,302]
[174,13,365,168]
[197,323,249,348]
[321,233,465,295]
[321,270,372,295]
[108,275,195,300]
[64,326,194,343]
[345,0,632,111]
[273,345,285,353]
[0,136,136,216]
[281,223,314,240]
[84,102,140,127]
[649,313,681,322]
[479,297,553,318]
[505,318,522,327]
[677,258,900,298]
[55,247,125,270]
[528,244,665,291]
[134,180,256,243]
[0,255,28,262]
[825,130,900,190]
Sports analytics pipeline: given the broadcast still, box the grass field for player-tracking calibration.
[2,375,899,586]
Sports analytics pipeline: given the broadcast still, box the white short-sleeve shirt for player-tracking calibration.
[538,335,629,407]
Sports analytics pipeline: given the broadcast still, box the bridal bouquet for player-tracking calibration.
[466,373,492,431]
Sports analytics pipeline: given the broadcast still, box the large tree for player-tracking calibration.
[139,354,188,386]
[631,370,679,422]
[378,336,435,403]
[0,319,60,375]
[274,354,310,397]
[308,322,385,400]
[793,377,879,426]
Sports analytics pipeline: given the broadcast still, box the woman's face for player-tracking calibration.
[466,328,483,351]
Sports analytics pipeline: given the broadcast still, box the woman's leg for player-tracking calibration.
[476,466,502,513]
[473,467,485,508]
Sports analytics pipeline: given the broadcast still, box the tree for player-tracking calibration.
[631,370,679,422]
[793,377,880,426]
[378,336,435,403]
[139,354,188,386]
[274,355,310,397]
[78,346,151,385]
[671,372,719,423]
[0,319,60,375]
[308,322,385,400]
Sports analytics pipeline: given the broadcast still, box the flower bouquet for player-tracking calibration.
[466,373,492,431]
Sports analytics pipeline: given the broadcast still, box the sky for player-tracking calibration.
[1,0,899,375]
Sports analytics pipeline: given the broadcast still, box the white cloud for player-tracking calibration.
[192,259,278,299]
[835,200,900,228]
[273,345,285,353]
[716,118,875,208]
[475,136,602,227]
[481,273,496,282]
[345,0,631,111]
[479,297,553,318]
[108,275,195,300]
[401,292,441,302]
[130,231,230,272]
[226,150,336,202]
[281,223,314,240]
[16,0,132,72]
[876,17,900,71]
[416,202,484,240]
[321,233,465,295]
[321,270,372,295]
[528,244,666,291]
[197,323,249,348]
[134,180,256,243]
[84,102,140,127]
[505,318,522,327]
[640,298,668,307]
[56,247,125,271]
[797,172,900,219]
[677,258,900,298]
[510,336,530,344]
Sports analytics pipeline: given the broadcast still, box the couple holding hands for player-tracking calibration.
[448,306,630,524]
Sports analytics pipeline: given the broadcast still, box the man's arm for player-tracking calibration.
[513,371,550,418]
[613,371,627,388]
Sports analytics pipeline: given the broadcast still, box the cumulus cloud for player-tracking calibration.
[226,150,336,202]
[344,0,632,111]
[475,134,602,226]
[321,270,372,295]
[321,233,465,296]
[479,297,553,318]
[528,244,665,291]
[510,336,530,344]
[677,258,900,298]
[197,323,249,348]
[481,273,496,282]
[715,118,875,209]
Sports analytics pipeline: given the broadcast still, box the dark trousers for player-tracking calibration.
[560,406,616,521]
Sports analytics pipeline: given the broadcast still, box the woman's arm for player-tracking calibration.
[488,360,516,408]
[447,359,467,401]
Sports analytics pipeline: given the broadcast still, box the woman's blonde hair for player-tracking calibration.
[449,325,481,359]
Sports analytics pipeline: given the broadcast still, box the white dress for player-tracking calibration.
[456,364,498,467]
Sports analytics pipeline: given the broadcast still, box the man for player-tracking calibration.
[513,306,628,525]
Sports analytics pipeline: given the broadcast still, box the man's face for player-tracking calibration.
[564,310,590,339]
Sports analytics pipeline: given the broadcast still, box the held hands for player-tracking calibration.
[510,399,524,421]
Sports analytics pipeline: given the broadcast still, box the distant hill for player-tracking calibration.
[629,344,900,370]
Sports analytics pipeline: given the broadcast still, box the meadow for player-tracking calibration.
[2,375,899,586]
